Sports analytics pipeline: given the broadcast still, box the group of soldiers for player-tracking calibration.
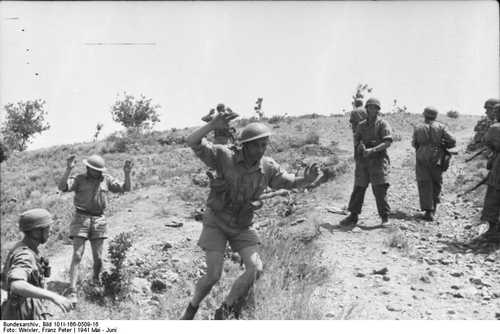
[2,97,500,320]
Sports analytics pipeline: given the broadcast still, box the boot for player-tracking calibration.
[180,303,199,320]
[381,215,389,224]
[423,210,434,222]
[484,222,500,239]
[340,213,358,227]
[214,303,233,320]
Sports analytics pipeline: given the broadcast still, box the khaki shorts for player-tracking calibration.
[69,212,107,240]
[197,222,260,253]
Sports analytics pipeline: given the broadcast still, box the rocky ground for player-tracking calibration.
[2,113,498,320]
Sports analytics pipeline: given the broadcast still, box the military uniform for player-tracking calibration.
[349,107,367,134]
[191,138,295,252]
[61,173,125,240]
[481,122,500,228]
[469,117,495,151]
[412,121,456,212]
[1,242,47,320]
[348,117,393,219]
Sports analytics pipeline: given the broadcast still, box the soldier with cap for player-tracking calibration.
[349,98,367,134]
[201,103,237,145]
[412,107,456,221]
[2,209,73,319]
[180,112,319,320]
[340,98,393,226]
[468,98,500,151]
[480,102,500,239]
[58,154,133,303]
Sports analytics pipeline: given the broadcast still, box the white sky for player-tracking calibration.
[1,1,499,150]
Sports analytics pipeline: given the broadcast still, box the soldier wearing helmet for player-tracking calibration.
[412,107,456,221]
[341,98,393,226]
[1,209,73,319]
[480,102,500,240]
[181,111,319,320]
[57,154,133,303]
[468,98,500,151]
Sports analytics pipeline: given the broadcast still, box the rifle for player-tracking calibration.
[465,148,488,162]
[458,175,489,198]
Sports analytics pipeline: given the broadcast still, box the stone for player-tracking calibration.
[452,292,464,298]
[131,277,151,294]
[451,285,460,290]
[151,279,168,293]
[450,272,463,277]
[325,312,336,318]
[162,242,173,251]
[420,276,431,284]
[372,267,389,275]
[355,272,366,278]
[352,227,362,233]
[386,305,401,312]
[383,276,391,282]
[448,310,455,315]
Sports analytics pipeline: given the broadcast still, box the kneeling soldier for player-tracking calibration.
[2,209,73,320]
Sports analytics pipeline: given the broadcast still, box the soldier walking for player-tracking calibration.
[480,103,500,239]
[412,107,456,221]
[341,98,393,226]
[180,112,319,320]
[468,98,500,151]
[58,154,133,303]
[2,209,73,319]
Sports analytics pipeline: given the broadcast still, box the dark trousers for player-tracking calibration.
[348,183,390,218]
[481,185,500,224]
[417,179,441,212]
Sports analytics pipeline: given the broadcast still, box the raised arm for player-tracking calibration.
[186,112,238,147]
[10,280,73,313]
[58,155,76,192]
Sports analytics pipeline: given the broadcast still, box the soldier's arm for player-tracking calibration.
[268,159,319,190]
[10,280,73,312]
[441,127,456,149]
[58,156,77,192]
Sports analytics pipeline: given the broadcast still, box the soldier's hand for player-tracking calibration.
[363,148,375,158]
[210,111,239,130]
[123,160,133,174]
[304,163,320,183]
[51,295,74,313]
[66,155,76,169]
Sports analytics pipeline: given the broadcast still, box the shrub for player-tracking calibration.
[110,93,161,132]
[100,232,134,302]
[447,110,459,119]
[304,131,320,145]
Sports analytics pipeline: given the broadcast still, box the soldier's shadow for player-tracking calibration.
[319,222,388,234]
[439,237,500,255]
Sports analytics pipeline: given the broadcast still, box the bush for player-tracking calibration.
[304,131,320,145]
[100,232,134,302]
[110,93,161,132]
[447,110,459,119]
[268,114,288,124]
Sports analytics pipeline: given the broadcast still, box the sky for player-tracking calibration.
[1,1,499,150]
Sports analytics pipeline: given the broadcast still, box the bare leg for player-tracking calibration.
[224,245,263,307]
[69,237,86,290]
[189,250,225,307]
[90,238,105,280]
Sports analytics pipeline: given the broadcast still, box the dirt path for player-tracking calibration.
[310,127,500,319]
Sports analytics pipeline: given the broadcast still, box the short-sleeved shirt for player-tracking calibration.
[62,173,124,215]
[412,121,456,180]
[1,241,46,320]
[354,118,393,161]
[190,138,295,234]
[484,123,500,189]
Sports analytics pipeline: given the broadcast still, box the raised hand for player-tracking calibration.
[66,155,76,169]
[210,110,239,130]
[123,160,133,174]
[304,163,320,183]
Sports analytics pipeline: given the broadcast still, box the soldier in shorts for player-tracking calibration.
[180,112,320,320]
[58,154,132,303]
[2,209,73,319]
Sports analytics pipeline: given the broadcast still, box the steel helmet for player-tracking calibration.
[83,154,106,172]
[365,98,381,110]
[238,123,272,144]
[423,107,438,119]
[19,208,53,232]
[484,98,500,108]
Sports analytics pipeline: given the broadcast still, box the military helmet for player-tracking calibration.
[83,155,106,172]
[423,107,438,119]
[19,208,53,232]
[238,123,272,144]
[484,98,500,108]
[365,98,381,110]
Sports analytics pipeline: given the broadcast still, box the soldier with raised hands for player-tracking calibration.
[2,209,73,319]
[58,154,133,303]
[181,111,320,320]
